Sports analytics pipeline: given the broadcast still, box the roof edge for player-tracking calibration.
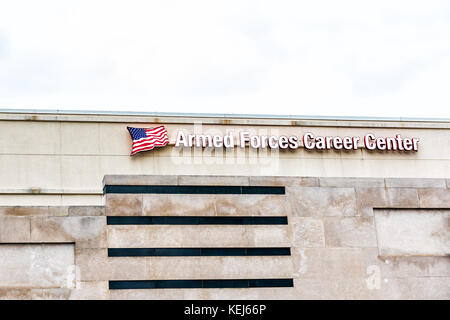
[0,108,449,123]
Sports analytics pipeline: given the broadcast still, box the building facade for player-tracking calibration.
[0,109,449,299]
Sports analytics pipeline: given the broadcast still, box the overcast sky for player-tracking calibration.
[0,1,449,118]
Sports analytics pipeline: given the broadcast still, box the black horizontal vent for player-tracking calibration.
[109,278,294,290]
[108,247,291,257]
[107,216,288,225]
[104,185,285,195]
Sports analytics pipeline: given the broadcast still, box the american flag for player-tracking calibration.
[127,126,169,155]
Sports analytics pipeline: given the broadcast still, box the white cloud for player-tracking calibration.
[0,0,449,118]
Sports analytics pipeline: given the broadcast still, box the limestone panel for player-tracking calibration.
[292,278,381,300]
[105,194,142,216]
[61,122,100,155]
[31,217,107,248]
[108,256,293,280]
[374,209,450,256]
[290,217,325,247]
[0,155,62,190]
[379,277,450,300]
[0,288,33,299]
[249,176,319,187]
[0,217,31,242]
[288,187,357,217]
[215,195,289,216]
[385,178,446,188]
[319,177,385,188]
[142,194,215,216]
[0,121,60,155]
[0,206,68,217]
[31,288,72,300]
[61,156,101,190]
[0,244,75,288]
[99,123,131,155]
[379,256,450,278]
[418,188,450,208]
[178,175,249,186]
[70,281,109,300]
[245,226,292,247]
[386,188,420,207]
[68,206,105,216]
[355,188,420,216]
[291,248,371,280]
[108,288,267,300]
[103,175,177,186]
[323,217,377,248]
[76,248,146,281]
[107,225,290,248]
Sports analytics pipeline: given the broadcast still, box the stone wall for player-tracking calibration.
[1,112,450,206]
[0,175,449,299]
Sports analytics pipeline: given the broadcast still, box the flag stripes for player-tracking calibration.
[127,126,169,155]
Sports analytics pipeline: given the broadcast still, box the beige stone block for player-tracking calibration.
[103,175,178,186]
[0,155,62,190]
[0,121,60,155]
[215,195,289,216]
[31,289,72,300]
[380,277,450,300]
[355,188,387,217]
[0,288,32,300]
[76,248,147,281]
[379,256,450,278]
[68,206,105,216]
[105,256,293,280]
[324,217,377,248]
[75,249,110,281]
[109,289,187,300]
[0,244,75,288]
[319,177,385,188]
[61,122,100,155]
[0,206,68,217]
[100,155,157,177]
[356,188,420,216]
[31,217,107,248]
[61,156,101,190]
[108,225,248,248]
[249,176,319,187]
[61,195,103,206]
[0,217,30,242]
[386,188,420,207]
[291,217,325,247]
[385,178,446,188]
[291,248,369,280]
[178,175,249,186]
[105,194,142,216]
[99,123,131,155]
[110,287,301,300]
[202,287,297,300]
[244,226,292,247]
[70,281,109,300]
[0,207,16,216]
[143,194,215,216]
[288,187,357,217]
[418,188,450,208]
[107,225,290,248]
[292,278,381,300]
[374,209,450,256]
[0,194,65,206]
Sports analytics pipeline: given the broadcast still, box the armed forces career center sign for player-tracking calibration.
[128,126,419,156]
